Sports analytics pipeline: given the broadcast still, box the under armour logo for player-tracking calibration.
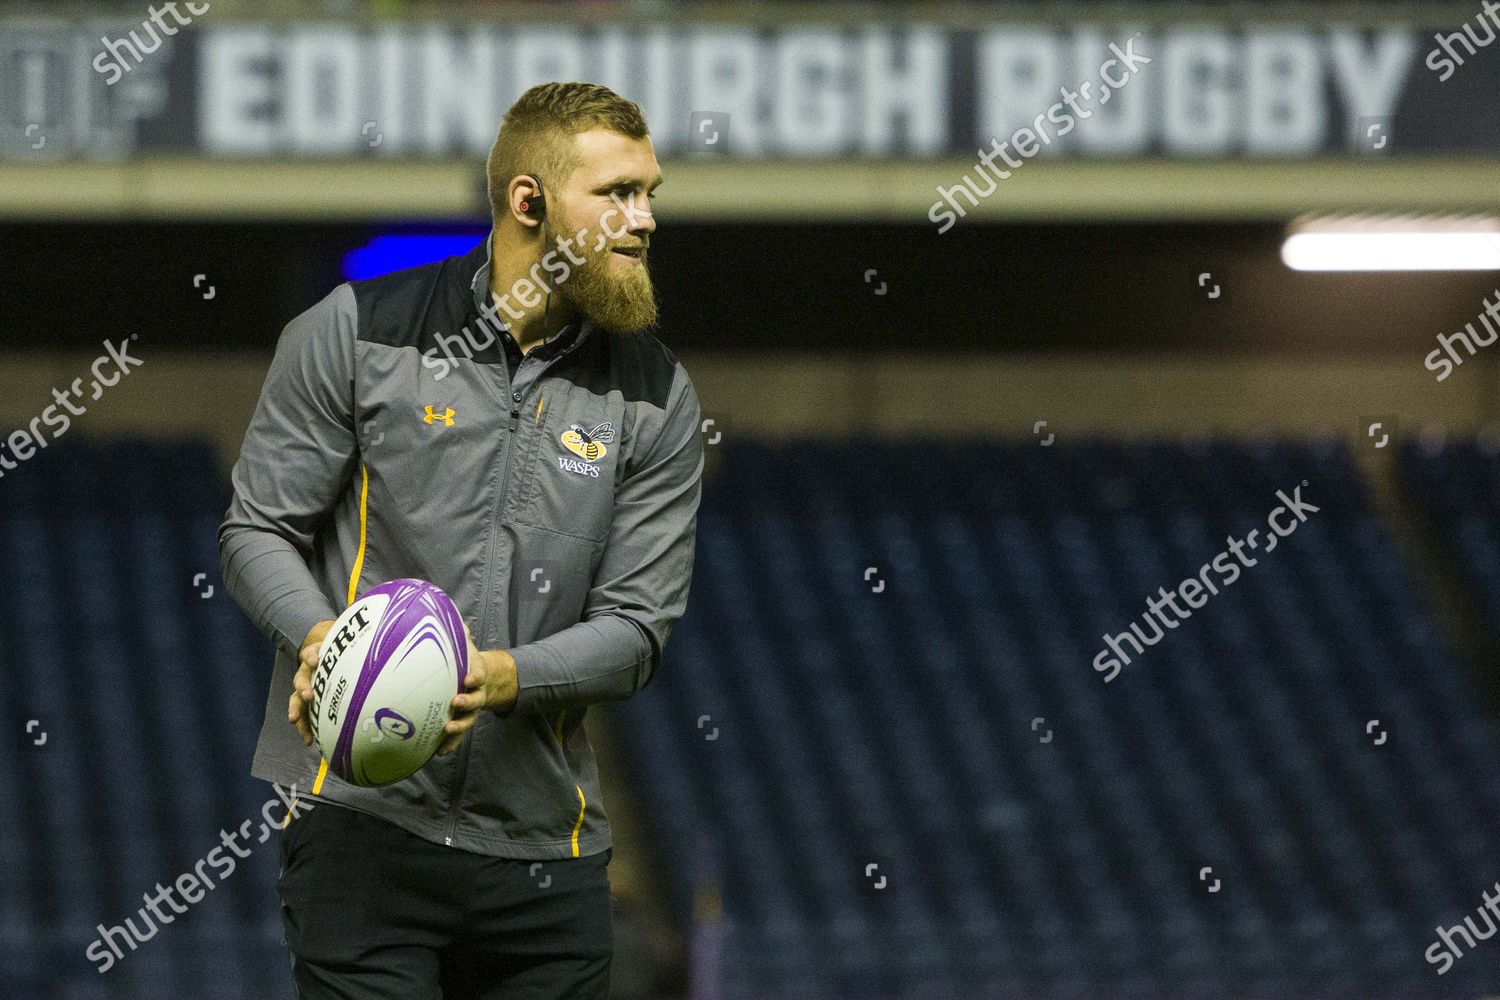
[424,406,455,427]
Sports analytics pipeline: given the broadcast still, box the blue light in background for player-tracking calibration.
[342,233,487,281]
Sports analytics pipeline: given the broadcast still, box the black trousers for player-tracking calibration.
[278,801,613,1000]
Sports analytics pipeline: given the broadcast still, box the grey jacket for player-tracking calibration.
[219,235,703,860]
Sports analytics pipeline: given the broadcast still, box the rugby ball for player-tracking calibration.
[310,579,469,787]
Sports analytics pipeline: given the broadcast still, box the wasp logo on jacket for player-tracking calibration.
[557,422,615,478]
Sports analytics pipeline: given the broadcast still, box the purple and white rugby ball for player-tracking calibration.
[310,579,469,787]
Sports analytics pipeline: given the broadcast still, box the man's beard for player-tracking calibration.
[553,234,658,333]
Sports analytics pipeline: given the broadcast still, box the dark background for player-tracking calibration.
[5,220,1498,357]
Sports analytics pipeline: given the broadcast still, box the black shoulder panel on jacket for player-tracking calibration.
[350,240,507,366]
[551,328,679,409]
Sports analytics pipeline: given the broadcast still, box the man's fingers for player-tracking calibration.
[289,662,317,747]
[436,627,485,757]
[445,712,478,737]
[437,727,463,754]
[436,712,477,755]
[288,691,314,746]
[293,662,315,701]
[290,620,335,752]
[446,662,486,714]
[465,650,485,682]
[452,688,490,715]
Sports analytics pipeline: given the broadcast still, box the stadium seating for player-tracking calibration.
[9,434,1500,999]
[0,438,290,999]
[616,436,1500,999]
[1399,435,1500,633]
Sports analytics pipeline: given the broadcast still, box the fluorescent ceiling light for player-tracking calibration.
[1281,216,1500,272]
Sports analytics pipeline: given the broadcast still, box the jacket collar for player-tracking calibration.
[466,230,595,358]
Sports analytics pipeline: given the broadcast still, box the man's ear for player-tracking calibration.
[507,175,546,228]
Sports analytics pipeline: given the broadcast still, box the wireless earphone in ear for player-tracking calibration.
[519,173,554,324]
[518,175,546,216]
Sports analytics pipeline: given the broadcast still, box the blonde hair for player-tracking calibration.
[486,82,649,222]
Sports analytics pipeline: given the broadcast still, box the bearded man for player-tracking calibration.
[219,81,703,1000]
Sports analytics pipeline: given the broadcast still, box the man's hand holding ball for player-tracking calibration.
[436,624,519,756]
[292,616,517,757]
[292,619,335,748]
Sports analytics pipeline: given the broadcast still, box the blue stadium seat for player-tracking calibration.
[617,436,1500,999]
[0,438,291,998]
[13,432,1500,998]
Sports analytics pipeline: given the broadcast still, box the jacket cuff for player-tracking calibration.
[276,600,341,663]
[508,642,559,717]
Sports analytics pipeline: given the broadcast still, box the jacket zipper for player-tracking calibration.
[441,339,576,847]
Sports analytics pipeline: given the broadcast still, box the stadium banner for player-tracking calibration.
[1,17,1497,161]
